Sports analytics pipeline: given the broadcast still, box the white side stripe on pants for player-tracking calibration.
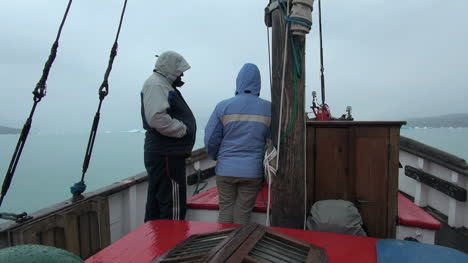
[171,180,179,220]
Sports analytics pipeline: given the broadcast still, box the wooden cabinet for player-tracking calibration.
[306,121,404,238]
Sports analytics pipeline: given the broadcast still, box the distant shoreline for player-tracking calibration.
[406,113,468,128]
[0,125,21,135]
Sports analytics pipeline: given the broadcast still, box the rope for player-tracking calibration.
[265,0,292,226]
[265,16,274,227]
[191,162,208,196]
[280,41,301,141]
[275,0,291,169]
[267,27,273,93]
[278,0,312,28]
[0,0,74,208]
[276,0,306,145]
[318,0,326,105]
[71,0,129,198]
[263,143,277,226]
[303,109,307,230]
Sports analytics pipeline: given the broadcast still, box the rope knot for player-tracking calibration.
[110,42,118,58]
[51,41,59,52]
[32,83,47,102]
[99,81,109,99]
[70,181,87,198]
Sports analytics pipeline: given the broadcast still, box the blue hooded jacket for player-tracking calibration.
[204,63,271,178]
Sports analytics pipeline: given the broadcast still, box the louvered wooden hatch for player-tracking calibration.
[153,224,327,263]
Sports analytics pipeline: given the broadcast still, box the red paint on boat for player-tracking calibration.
[189,186,441,231]
[86,220,378,263]
[187,184,269,212]
[398,193,441,230]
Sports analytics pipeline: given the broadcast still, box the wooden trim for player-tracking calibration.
[97,198,111,249]
[387,127,400,238]
[348,127,357,205]
[79,213,91,257]
[0,160,213,231]
[154,227,239,263]
[186,147,210,163]
[155,224,327,263]
[243,256,263,263]
[187,167,215,186]
[400,136,468,176]
[405,166,467,202]
[3,197,111,258]
[307,121,406,127]
[63,213,80,256]
[306,127,316,208]
[206,224,259,262]
[224,226,265,263]
[226,225,327,263]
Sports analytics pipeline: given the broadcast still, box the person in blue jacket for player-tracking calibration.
[141,51,196,222]
[204,63,271,224]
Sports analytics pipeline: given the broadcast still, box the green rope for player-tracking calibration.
[280,56,298,141]
[276,0,307,143]
[278,0,312,30]
[280,40,302,142]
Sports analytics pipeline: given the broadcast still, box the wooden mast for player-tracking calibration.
[267,0,308,228]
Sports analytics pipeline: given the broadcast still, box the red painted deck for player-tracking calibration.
[188,184,269,212]
[189,186,442,230]
[398,193,441,230]
[86,220,378,263]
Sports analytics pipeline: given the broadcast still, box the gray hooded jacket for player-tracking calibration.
[140,51,196,155]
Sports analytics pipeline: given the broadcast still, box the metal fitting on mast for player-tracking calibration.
[290,0,315,35]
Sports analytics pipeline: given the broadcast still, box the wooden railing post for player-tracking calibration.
[448,171,466,227]
[414,158,429,207]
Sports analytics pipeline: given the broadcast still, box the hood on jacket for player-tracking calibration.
[154,51,191,83]
[236,63,261,96]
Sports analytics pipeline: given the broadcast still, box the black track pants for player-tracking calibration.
[144,152,187,222]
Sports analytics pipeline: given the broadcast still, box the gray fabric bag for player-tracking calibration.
[306,200,367,236]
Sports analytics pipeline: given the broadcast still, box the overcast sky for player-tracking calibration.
[1,0,467,133]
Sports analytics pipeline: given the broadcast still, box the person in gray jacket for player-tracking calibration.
[140,51,196,222]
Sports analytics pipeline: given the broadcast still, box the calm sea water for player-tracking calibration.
[0,128,467,217]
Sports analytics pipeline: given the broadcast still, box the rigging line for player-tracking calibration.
[303,102,307,230]
[275,0,291,170]
[318,0,326,105]
[267,27,273,94]
[36,0,73,91]
[72,0,129,197]
[0,0,74,208]
[100,0,129,98]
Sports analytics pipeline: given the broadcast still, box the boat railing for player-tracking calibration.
[0,150,216,259]
[399,136,468,229]
[1,137,466,257]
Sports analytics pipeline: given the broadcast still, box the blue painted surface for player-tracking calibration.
[377,239,468,263]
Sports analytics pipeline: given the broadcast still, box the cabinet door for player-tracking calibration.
[314,128,351,201]
[353,127,389,238]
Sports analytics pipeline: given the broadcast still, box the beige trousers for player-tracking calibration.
[216,175,263,224]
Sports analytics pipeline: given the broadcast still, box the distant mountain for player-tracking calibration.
[0,125,21,134]
[407,113,468,128]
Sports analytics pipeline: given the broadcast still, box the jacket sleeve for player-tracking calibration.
[143,84,187,138]
[204,106,223,160]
